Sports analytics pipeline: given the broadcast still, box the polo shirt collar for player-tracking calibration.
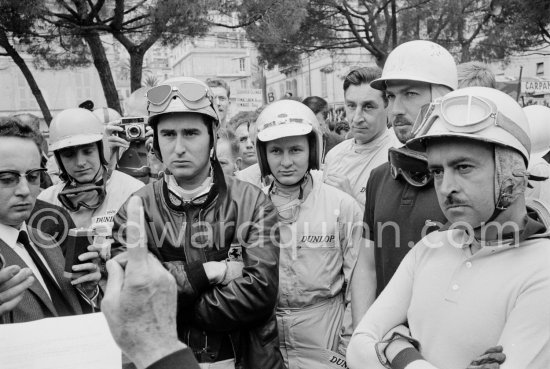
[440,213,545,255]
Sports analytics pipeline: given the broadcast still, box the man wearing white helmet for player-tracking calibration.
[357,40,455,303]
[523,104,550,206]
[110,77,283,369]
[255,100,366,368]
[38,108,144,232]
[323,66,399,207]
[348,87,550,369]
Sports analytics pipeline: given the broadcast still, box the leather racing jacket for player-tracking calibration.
[111,162,283,369]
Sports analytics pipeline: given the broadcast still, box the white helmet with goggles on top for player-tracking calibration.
[407,86,530,164]
[255,100,324,178]
[145,76,220,161]
[407,86,531,212]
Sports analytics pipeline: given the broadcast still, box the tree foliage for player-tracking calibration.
[241,0,550,69]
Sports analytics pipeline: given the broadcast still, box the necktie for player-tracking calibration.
[18,231,74,317]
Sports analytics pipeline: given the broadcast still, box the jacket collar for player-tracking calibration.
[162,157,227,212]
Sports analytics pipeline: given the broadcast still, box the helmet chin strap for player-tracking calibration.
[69,165,105,186]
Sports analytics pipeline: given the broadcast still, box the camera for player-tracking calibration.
[118,117,146,142]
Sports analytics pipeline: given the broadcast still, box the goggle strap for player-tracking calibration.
[496,113,531,156]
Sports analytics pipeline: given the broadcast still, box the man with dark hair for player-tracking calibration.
[11,113,53,188]
[302,96,344,156]
[323,66,398,206]
[348,87,550,369]
[206,78,231,128]
[0,117,101,323]
[112,77,283,369]
[354,41,456,320]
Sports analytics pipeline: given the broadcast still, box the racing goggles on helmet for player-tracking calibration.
[411,95,531,154]
[146,82,214,113]
[58,180,106,212]
[389,147,432,187]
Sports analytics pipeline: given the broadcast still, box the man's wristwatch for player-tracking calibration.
[375,332,421,369]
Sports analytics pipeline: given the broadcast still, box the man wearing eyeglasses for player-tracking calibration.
[0,117,101,323]
[351,42,456,318]
[111,77,283,369]
[207,78,231,129]
[348,87,550,369]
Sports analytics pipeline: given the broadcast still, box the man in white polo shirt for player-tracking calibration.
[323,66,398,206]
[347,87,550,369]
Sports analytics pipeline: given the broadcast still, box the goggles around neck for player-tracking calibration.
[58,182,106,212]
[146,82,214,113]
[388,147,433,187]
[57,169,110,212]
[411,95,531,155]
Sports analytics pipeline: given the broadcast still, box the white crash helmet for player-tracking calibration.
[523,104,550,159]
[93,107,122,124]
[49,108,105,152]
[371,40,458,91]
[255,100,324,177]
[407,86,531,165]
[124,87,149,117]
[49,108,108,179]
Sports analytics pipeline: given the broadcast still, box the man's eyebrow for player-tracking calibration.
[428,156,477,169]
[183,128,201,134]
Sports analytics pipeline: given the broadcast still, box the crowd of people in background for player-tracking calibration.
[0,38,549,369]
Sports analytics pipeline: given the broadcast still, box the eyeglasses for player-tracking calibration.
[0,169,46,188]
[388,147,432,187]
[146,82,214,111]
[58,183,105,212]
[412,95,531,153]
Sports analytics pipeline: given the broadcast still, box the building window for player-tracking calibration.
[240,79,247,88]
[536,62,544,76]
[321,72,327,97]
[239,58,246,72]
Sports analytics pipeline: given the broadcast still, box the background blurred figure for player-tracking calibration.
[216,128,242,178]
[457,61,496,89]
[235,106,270,188]
[234,120,258,170]
[93,107,123,165]
[207,78,231,128]
[302,96,344,157]
[524,104,550,206]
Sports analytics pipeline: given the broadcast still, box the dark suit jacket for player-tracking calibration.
[29,199,76,255]
[0,226,90,323]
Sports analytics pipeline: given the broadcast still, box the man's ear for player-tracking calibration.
[235,157,242,172]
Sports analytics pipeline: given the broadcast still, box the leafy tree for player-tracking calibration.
[105,0,212,92]
[0,0,79,125]
[471,0,550,61]
[240,0,545,68]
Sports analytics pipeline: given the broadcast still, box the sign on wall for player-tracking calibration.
[234,88,263,111]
